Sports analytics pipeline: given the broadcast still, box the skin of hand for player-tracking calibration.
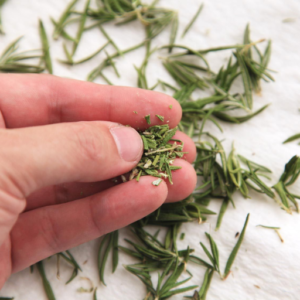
[0,74,197,288]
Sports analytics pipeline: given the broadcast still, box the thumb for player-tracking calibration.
[0,121,143,198]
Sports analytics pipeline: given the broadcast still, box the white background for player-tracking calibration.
[1,0,300,299]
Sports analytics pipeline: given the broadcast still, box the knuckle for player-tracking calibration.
[53,184,69,205]
[0,190,25,225]
[88,196,103,235]
[71,122,106,163]
[39,208,60,253]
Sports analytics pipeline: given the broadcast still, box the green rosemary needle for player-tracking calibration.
[181,3,204,38]
[52,0,78,40]
[58,250,82,284]
[283,133,300,145]
[0,0,8,34]
[36,261,56,300]
[39,20,53,74]
[257,225,284,243]
[0,37,44,73]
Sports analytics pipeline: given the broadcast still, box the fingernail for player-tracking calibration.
[110,126,143,162]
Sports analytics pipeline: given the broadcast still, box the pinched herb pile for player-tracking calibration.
[130,124,184,186]
[0,1,299,300]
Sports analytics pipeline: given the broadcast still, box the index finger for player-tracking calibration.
[0,74,182,130]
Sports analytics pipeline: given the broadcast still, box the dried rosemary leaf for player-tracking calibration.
[39,20,53,74]
[145,114,151,124]
[223,214,249,279]
[99,25,122,56]
[257,224,280,230]
[98,234,113,286]
[58,41,109,65]
[93,288,98,300]
[271,155,300,213]
[205,233,220,274]
[181,3,204,38]
[87,41,145,82]
[235,51,253,109]
[0,37,44,73]
[58,250,82,284]
[283,133,300,145]
[112,230,119,273]
[52,0,78,40]
[72,0,90,55]
[36,261,56,300]
[0,0,8,34]
[168,12,178,53]
[257,225,284,243]
[215,197,229,230]
[185,268,214,300]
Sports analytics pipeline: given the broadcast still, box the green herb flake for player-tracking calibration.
[145,114,151,124]
[152,178,162,186]
[156,114,164,121]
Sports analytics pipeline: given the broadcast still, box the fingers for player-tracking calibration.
[171,131,197,163]
[0,121,143,197]
[0,238,11,288]
[0,74,182,130]
[165,159,197,202]
[11,176,168,272]
[24,131,197,210]
[25,180,115,211]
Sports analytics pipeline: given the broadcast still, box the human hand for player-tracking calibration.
[0,74,197,287]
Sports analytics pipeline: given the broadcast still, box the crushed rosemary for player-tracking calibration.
[128,124,185,185]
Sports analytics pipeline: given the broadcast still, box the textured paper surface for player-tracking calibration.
[0,0,300,299]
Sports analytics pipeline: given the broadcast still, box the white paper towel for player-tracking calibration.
[0,0,300,299]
